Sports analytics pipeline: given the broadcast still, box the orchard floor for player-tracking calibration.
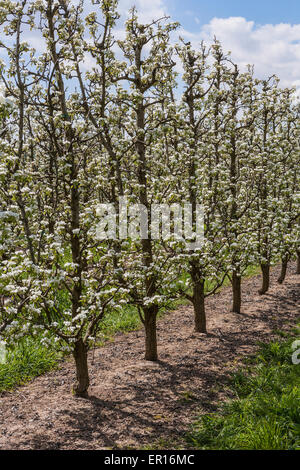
[0,264,299,450]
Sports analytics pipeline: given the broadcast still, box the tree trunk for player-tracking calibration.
[144,306,158,361]
[297,251,300,275]
[72,338,89,397]
[277,255,289,284]
[232,270,242,313]
[192,278,207,333]
[259,263,270,295]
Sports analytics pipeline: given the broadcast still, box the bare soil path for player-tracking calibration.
[0,264,299,450]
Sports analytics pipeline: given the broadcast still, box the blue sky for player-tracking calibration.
[128,0,300,94]
[166,0,300,30]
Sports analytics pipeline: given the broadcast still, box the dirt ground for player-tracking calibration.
[0,264,299,450]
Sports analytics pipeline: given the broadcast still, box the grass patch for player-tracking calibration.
[0,336,63,393]
[97,305,141,343]
[187,328,300,450]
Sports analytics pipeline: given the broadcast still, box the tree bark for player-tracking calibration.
[297,251,300,275]
[277,255,289,284]
[72,338,89,397]
[144,306,158,362]
[259,263,270,295]
[192,278,207,333]
[232,270,242,313]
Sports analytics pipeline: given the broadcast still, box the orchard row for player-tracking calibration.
[0,0,299,396]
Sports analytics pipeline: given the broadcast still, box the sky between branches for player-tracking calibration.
[118,0,300,96]
[1,0,300,96]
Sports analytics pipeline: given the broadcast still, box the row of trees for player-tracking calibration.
[0,0,299,396]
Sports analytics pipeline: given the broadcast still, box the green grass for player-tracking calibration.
[97,305,141,343]
[0,336,63,393]
[244,264,261,279]
[187,328,300,450]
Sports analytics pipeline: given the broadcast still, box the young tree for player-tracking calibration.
[274,91,300,284]
[251,77,284,295]
[112,10,179,360]
[0,0,124,397]
[216,61,259,313]
[170,40,229,332]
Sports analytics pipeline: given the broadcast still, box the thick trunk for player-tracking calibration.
[192,279,207,333]
[144,306,158,362]
[297,251,300,275]
[232,270,242,313]
[72,339,89,397]
[259,263,270,295]
[278,255,289,284]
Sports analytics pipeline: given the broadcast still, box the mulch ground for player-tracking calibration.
[0,264,299,450]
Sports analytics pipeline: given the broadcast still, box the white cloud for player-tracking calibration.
[116,4,300,94]
[118,0,168,24]
[72,0,168,26]
[180,17,300,92]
